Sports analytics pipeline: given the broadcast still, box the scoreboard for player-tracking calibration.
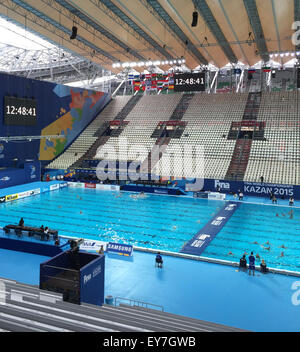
[4,96,37,126]
[174,72,206,92]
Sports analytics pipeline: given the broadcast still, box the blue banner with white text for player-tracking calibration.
[180,202,240,256]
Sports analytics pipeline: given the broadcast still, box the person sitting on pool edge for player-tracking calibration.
[260,259,268,274]
[248,252,256,276]
[18,217,24,227]
[155,252,163,268]
[239,254,247,271]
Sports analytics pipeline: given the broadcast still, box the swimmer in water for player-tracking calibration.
[276,213,279,217]
[253,241,259,245]
[280,251,284,257]
[80,211,83,214]
[172,225,177,230]
[264,241,270,245]
[279,245,287,249]
[256,253,260,260]
[228,251,234,256]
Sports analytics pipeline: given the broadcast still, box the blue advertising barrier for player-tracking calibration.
[107,242,133,256]
[179,178,300,200]
[0,161,41,189]
[180,202,240,256]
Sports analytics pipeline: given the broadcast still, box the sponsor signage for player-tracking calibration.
[80,240,107,253]
[85,183,96,189]
[96,184,120,191]
[67,182,85,188]
[18,188,41,199]
[202,178,299,199]
[107,242,133,256]
[5,193,18,202]
[208,192,226,200]
[50,184,60,191]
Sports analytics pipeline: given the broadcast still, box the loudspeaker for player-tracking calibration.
[297,68,300,88]
[248,72,253,80]
[191,11,198,27]
[271,70,276,79]
[70,26,78,40]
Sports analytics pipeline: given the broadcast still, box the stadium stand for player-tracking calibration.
[46,96,131,170]
[244,91,300,184]
[0,277,243,332]
[46,90,299,185]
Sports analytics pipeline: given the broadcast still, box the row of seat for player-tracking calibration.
[0,277,239,332]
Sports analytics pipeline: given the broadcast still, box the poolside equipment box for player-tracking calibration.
[40,250,105,306]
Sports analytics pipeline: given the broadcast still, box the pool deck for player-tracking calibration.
[1,247,300,332]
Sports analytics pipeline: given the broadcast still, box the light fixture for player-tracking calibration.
[112,58,185,68]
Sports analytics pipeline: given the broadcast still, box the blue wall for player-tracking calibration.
[0,72,110,166]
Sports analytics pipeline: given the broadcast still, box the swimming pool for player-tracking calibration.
[0,188,222,252]
[201,202,300,272]
[1,187,299,273]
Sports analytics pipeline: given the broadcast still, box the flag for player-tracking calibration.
[262,67,271,72]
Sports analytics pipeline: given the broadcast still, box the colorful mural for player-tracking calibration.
[39,89,105,160]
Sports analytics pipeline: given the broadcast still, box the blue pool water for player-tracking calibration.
[0,188,222,252]
[1,187,300,273]
[201,202,300,272]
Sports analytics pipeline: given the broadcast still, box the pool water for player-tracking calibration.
[201,202,300,272]
[1,187,300,273]
[0,188,222,252]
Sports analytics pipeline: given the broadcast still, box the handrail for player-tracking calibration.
[114,296,164,312]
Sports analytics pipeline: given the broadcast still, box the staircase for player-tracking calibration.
[141,93,194,173]
[71,95,142,169]
[45,96,132,170]
[225,92,261,180]
[169,93,194,120]
[225,138,253,180]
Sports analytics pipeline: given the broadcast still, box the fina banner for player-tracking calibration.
[107,242,133,256]
[203,179,297,199]
[181,202,240,256]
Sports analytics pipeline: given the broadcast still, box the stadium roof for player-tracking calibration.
[0,0,298,81]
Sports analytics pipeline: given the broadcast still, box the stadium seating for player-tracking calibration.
[0,277,241,332]
[47,91,300,185]
[244,91,300,184]
[46,96,131,170]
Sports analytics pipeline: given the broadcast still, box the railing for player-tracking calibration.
[114,296,164,312]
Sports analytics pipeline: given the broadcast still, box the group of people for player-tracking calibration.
[18,218,60,244]
[239,252,268,275]
[269,192,294,206]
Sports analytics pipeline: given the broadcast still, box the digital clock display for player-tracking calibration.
[174,72,206,92]
[4,96,37,126]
